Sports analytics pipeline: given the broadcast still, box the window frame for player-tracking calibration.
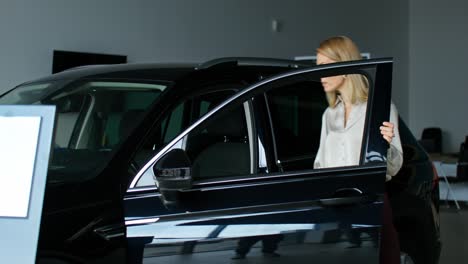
[130,86,250,189]
[127,59,393,191]
[132,99,257,189]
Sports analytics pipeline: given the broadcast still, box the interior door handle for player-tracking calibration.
[319,188,377,207]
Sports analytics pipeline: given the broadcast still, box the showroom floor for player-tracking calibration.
[438,170,468,263]
[439,204,468,264]
[96,204,468,264]
[138,207,468,264]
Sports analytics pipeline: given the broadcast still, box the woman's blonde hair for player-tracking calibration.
[316,36,369,107]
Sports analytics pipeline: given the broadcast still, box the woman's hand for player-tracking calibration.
[380,122,395,144]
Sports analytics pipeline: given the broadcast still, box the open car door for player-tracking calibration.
[124,58,393,264]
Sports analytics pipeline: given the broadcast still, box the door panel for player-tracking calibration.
[126,168,384,263]
[124,59,393,264]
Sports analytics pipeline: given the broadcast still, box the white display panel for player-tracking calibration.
[0,116,41,218]
[0,105,55,264]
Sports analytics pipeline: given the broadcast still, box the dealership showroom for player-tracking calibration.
[1,1,468,264]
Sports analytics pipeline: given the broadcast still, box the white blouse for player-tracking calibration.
[313,99,403,181]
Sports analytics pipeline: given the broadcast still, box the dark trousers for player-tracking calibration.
[380,193,400,264]
[235,235,283,255]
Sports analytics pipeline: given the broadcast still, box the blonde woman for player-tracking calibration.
[313,36,403,264]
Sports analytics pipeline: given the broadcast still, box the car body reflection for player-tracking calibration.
[127,204,381,263]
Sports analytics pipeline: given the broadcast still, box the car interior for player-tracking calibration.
[189,104,251,180]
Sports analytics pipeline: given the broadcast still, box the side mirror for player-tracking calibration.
[153,149,192,207]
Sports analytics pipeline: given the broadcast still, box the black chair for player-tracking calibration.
[419,127,442,153]
[457,136,468,181]
[458,136,468,162]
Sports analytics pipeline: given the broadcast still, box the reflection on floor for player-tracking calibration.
[95,208,468,263]
[439,206,468,264]
[144,242,378,264]
[141,221,380,264]
[437,161,468,263]
[140,208,468,264]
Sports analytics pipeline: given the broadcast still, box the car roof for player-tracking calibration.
[18,57,313,87]
[21,63,198,85]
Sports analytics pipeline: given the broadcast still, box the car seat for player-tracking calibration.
[190,106,250,179]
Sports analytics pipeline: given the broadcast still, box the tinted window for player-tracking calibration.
[266,80,327,171]
[267,81,327,159]
[66,82,163,150]
[0,81,167,183]
[134,89,237,187]
[266,73,369,172]
[186,103,252,180]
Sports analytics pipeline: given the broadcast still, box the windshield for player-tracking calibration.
[0,80,169,183]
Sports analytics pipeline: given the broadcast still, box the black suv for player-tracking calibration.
[0,57,440,264]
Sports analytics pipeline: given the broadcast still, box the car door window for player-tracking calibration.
[130,61,391,190]
[162,102,185,145]
[265,74,369,172]
[132,89,239,187]
[160,90,235,145]
[266,80,328,171]
[185,102,253,180]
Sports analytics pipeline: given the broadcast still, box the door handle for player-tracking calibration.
[319,188,377,207]
[319,195,376,207]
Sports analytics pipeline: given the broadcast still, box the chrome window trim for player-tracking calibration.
[125,217,160,226]
[126,186,158,193]
[76,95,95,149]
[258,137,268,170]
[243,101,255,174]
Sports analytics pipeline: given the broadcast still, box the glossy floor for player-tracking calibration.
[141,206,467,264]
[92,206,467,263]
[439,205,468,264]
